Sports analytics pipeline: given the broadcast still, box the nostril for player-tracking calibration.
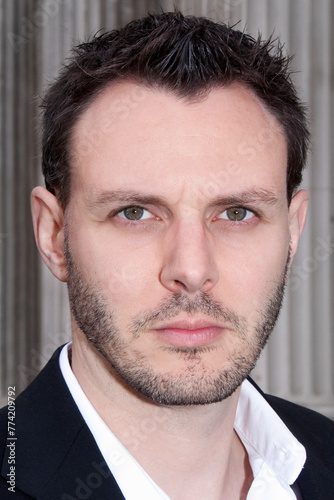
[172,280,187,291]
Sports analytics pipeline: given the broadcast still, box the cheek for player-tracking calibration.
[216,228,289,310]
[69,227,159,304]
[102,257,155,300]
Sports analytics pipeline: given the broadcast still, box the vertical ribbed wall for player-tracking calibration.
[0,0,42,399]
[1,0,333,416]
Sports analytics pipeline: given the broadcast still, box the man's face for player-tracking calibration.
[65,82,292,406]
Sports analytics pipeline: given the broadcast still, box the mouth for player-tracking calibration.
[154,319,226,347]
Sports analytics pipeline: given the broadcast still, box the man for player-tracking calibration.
[1,10,333,500]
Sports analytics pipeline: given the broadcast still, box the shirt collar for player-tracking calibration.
[60,342,306,499]
[236,379,306,486]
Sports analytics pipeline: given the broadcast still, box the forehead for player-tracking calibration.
[69,82,287,200]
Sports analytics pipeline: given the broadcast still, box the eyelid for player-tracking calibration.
[109,205,157,222]
[118,206,153,220]
[216,206,257,221]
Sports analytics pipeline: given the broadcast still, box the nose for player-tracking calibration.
[160,220,219,294]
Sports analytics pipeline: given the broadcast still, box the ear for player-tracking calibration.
[31,186,67,282]
[288,189,309,262]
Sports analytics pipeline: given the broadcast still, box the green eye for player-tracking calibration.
[226,207,247,221]
[123,207,144,220]
[118,206,153,221]
[218,207,254,222]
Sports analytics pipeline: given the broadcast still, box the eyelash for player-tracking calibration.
[110,205,259,226]
[110,206,157,225]
[215,207,257,223]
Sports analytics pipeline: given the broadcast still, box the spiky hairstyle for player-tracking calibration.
[42,11,309,208]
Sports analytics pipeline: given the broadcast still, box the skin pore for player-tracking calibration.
[31,82,309,499]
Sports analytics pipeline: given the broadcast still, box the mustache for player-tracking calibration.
[129,291,247,337]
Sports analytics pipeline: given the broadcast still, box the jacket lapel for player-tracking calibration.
[297,449,334,500]
[1,346,125,499]
[37,424,126,500]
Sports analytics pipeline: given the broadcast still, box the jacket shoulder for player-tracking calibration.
[266,393,334,470]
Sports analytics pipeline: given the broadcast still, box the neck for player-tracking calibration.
[71,334,253,500]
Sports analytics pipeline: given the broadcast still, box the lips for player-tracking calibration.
[154,319,225,347]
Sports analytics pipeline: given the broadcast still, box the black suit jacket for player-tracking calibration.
[1,346,334,499]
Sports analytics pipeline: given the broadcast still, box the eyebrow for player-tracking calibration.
[86,190,169,210]
[86,188,282,210]
[210,189,281,208]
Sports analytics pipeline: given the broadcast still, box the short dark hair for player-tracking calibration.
[41,10,309,208]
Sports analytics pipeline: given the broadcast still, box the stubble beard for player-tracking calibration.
[64,233,289,406]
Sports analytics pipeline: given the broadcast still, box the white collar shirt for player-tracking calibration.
[59,343,306,500]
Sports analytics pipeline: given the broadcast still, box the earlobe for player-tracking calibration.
[31,186,67,282]
[288,189,309,261]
